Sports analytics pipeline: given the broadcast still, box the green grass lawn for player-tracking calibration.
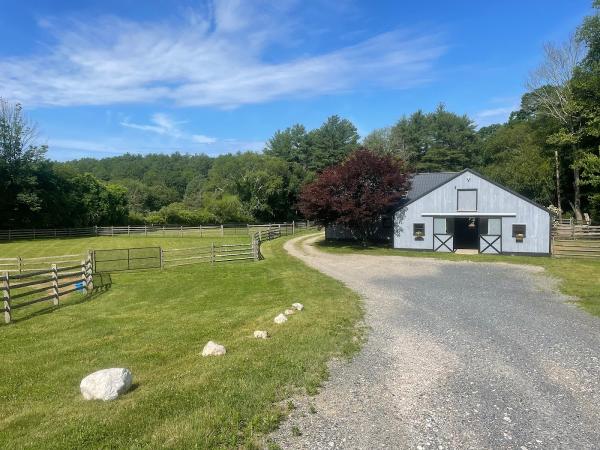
[315,236,600,317]
[0,235,250,258]
[0,234,363,449]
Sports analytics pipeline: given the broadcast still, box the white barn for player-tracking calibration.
[393,169,551,255]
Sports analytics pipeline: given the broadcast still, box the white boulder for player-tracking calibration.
[254,330,269,339]
[292,302,304,311]
[274,313,288,324]
[80,368,133,401]
[202,341,226,357]
[284,308,295,316]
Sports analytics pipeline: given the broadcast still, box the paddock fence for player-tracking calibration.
[0,253,89,274]
[552,239,600,259]
[2,255,93,324]
[552,221,600,258]
[0,221,313,241]
[0,223,319,325]
[161,227,288,268]
[553,222,600,240]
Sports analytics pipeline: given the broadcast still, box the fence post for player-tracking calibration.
[221,224,224,237]
[144,225,147,237]
[211,242,215,264]
[8,229,11,241]
[51,264,60,306]
[111,226,114,237]
[86,254,93,291]
[81,259,88,294]
[94,225,98,236]
[160,248,164,269]
[292,220,295,235]
[18,256,22,274]
[200,225,203,237]
[128,225,130,236]
[3,271,11,324]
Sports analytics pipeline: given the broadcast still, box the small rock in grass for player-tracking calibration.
[202,341,226,357]
[254,330,269,339]
[80,368,132,401]
[292,302,304,311]
[274,313,288,324]
[284,308,295,316]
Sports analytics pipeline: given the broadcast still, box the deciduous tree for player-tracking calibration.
[298,149,411,244]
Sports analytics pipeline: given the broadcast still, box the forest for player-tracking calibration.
[1,2,599,228]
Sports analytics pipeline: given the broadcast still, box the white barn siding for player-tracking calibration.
[394,171,551,254]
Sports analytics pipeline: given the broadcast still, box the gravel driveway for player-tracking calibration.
[270,234,600,450]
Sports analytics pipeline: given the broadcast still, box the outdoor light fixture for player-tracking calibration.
[468,218,476,229]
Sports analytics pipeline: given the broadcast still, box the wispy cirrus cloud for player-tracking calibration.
[46,134,263,161]
[474,98,520,127]
[0,0,446,109]
[121,113,217,144]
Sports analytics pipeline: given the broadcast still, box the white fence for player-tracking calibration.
[0,253,88,274]
[0,222,313,241]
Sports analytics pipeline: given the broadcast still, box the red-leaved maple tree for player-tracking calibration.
[298,148,412,244]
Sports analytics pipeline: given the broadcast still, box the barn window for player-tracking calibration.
[457,189,477,211]
[481,218,501,235]
[413,223,425,237]
[512,224,526,240]
[434,218,447,234]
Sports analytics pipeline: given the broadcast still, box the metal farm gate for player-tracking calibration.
[92,247,161,272]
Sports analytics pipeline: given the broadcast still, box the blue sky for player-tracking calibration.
[0,0,592,161]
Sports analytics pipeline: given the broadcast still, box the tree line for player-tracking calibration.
[1,2,599,228]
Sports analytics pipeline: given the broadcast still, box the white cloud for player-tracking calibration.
[476,106,516,119]
[0,1,445,108]
[192,134,217,144]
[474,103,519,127]
[121,113,184,137]
[47,138,123,154]
[121,112,216,144]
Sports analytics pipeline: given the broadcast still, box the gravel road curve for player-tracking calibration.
[270,234,600,450]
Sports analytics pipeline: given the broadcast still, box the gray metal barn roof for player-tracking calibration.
[405,172,458,202]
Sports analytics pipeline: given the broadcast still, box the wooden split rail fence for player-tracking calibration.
[553,223,600,240]
[552,239,600,258]
[552,222,600,258]
[2,256,93,324]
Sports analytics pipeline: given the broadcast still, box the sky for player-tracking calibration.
[0,0,593,161]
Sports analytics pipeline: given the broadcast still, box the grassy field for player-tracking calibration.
[0,235,251,258]
[314,236,600,317]
[0,234,363,449]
